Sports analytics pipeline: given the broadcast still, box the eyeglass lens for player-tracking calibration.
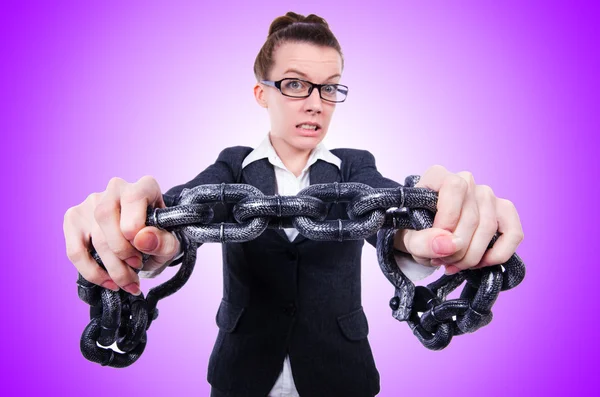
[281,79,347,102]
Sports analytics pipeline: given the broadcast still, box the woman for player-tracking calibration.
[64,12,524,397]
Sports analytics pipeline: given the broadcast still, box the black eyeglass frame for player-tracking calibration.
[260,78,349,103]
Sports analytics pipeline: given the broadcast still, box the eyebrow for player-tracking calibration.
[282,68,341,82]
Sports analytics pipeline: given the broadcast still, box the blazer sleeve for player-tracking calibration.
[139,146,244,279]
[348,149,439,281]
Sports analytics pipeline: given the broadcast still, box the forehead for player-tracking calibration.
[270,41,342,82]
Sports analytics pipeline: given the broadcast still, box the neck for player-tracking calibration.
[269,133,312,177]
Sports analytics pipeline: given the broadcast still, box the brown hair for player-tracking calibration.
[253,12,344,81]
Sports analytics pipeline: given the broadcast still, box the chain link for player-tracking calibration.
[76,178,526,366]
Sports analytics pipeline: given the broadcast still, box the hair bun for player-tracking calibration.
[268,12,330,36]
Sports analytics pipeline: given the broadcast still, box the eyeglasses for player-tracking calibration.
[260,78,349,103]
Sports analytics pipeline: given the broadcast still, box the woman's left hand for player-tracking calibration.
[393,165,524,275]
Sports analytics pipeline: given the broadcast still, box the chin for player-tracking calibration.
[292,136,322,150]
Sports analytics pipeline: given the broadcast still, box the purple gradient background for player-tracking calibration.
[1,0,598,396]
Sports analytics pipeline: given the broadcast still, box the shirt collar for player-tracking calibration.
[242,133,341,173]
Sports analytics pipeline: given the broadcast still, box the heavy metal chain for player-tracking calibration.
[76,177,526,367]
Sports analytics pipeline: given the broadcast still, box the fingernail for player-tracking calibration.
[101,280,119,292]
[433,235,461,255]
[444,266,460,275]
[139,233,158,252]
[122,282,141,296]
[125,256,142,269]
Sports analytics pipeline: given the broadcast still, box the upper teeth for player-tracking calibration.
[299,124,317,130]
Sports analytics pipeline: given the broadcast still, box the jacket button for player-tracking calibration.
[389,296,400,311]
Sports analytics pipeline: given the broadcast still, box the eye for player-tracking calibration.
[285,79,305,90]
[323,85,337,94]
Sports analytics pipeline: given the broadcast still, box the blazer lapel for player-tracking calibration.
[241,158,342,244]
[241,158,277,196]
[309,158,342,186]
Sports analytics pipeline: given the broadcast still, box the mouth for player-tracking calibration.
[296,122,321,133]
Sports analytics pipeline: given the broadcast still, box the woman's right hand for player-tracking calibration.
[63,176,181,296]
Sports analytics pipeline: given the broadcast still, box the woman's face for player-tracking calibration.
[254,41,343,154]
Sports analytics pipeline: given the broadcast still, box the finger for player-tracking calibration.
[140,256,170,273]
[395,229,442,268]
[133,227,181,261]
[64,207,119,291]
[91,219,141,296]
[473,198,524,268]
[120,175,165,242]
[402,227,461,259]
[95,177,143,269]
[95,246,141,295]
[393,229,408,253]
[443,264,461,275]
[434,172,478,264]
[416,166,468,233]
[443,184,497,271]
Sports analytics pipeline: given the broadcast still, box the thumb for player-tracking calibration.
[403,228,462,259]
[133,226,180,260]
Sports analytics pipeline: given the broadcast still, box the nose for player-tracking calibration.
[303,86,322,114]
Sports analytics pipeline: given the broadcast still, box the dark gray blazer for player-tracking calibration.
[162,146,402,397]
